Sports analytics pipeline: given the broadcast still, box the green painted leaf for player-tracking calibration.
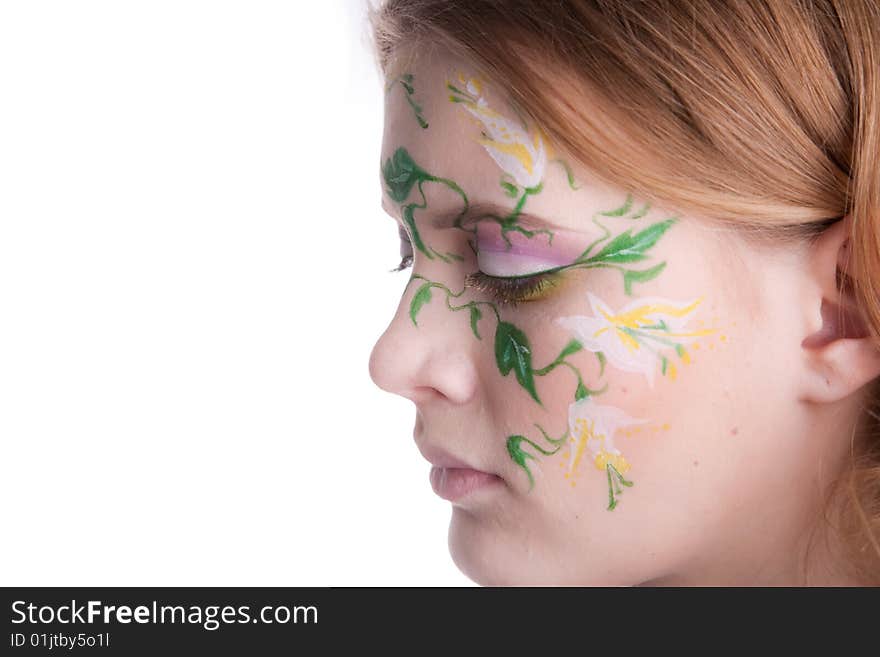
[506,435,536,488]
[382,147,427,203]
[601,193,633,217]
[630,201,651,219]
[409,282,432,326]
[585,218,675,264]
[506,433,563,489]
[469,305,482,339]
[596,351,607,377]
[623,261,667,295]
[575,381,589,401]
[554,159,581,190]
[500,180,518,198]
[558,339,583,360]
[494,321,540,403]
[535,423,568,446]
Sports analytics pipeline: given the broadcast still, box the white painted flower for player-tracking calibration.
[556,292,712,386]
[564,397,646,480]
[448,74,547,189]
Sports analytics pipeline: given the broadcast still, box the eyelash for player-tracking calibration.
[464,270,560,305]
[392,254,413,272]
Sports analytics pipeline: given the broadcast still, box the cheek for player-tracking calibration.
[476,262,739,500]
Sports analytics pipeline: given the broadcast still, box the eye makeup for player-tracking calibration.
[464,270,561,305]
[475,221,582,277]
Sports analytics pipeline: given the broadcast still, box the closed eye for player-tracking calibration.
[464,270,561,305]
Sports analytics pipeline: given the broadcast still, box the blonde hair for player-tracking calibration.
[371,0,880,582]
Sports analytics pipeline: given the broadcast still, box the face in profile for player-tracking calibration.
[369,52,839,585]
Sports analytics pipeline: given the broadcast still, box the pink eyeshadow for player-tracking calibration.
[476,221,584,267]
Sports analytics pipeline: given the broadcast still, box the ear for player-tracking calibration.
[800,215,880,403]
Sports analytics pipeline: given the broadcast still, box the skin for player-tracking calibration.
[369,51,880,585]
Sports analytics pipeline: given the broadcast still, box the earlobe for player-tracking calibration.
[800,216,880,403]
[801,329,880,403]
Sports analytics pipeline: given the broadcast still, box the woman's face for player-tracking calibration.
[370,54,823,585]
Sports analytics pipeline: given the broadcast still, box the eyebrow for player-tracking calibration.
[380,199,564,231]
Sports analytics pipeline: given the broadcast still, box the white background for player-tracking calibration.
[0,1,471,585]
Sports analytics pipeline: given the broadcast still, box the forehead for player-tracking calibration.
[378,52,635,228]
[381,53,510,197]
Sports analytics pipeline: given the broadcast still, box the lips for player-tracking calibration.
[416,441,503,502]
[429,466,502,502]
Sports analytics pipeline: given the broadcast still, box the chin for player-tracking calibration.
[447,506,644,586]
[448,505,573,586]
[448,506,517,585]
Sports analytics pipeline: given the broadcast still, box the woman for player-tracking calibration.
[368,0,880,585]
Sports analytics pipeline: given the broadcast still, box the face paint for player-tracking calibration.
[470,194,675,298]
[476,221,578,277]
[408,274,500,340]
[565,399,644,509]
[381,147,469,260]
[567,194,673,296]
[447,73,554,243]
[386,72,430,129]
[386,71,722,513]
[401,183,689,509]
[448,74,547,189]
[557,293,717,386]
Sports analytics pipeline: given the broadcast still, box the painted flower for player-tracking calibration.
[448,74,547,189]
[556,292,713,386]
[564,397,646,480]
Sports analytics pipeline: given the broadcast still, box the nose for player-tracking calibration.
[369,279,480,405]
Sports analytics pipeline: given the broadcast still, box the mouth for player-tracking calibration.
[429,466,503,502]
[417,442,504,503]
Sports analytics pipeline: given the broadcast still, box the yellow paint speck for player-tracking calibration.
[662,423,671,431]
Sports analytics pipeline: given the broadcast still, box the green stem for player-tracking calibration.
[552,159,581,190]
[403,178,432,259]
[579,213,612,260]
[409,275,501,323]
[630,201,651,219]
[507,426,568,489]
[535,424,569,446]
[428,247,452,263]
[606,464,634,511]
[403,91,429,129]
[426,175,469,228]
[621,326,679,350]
[560,361,607,397]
